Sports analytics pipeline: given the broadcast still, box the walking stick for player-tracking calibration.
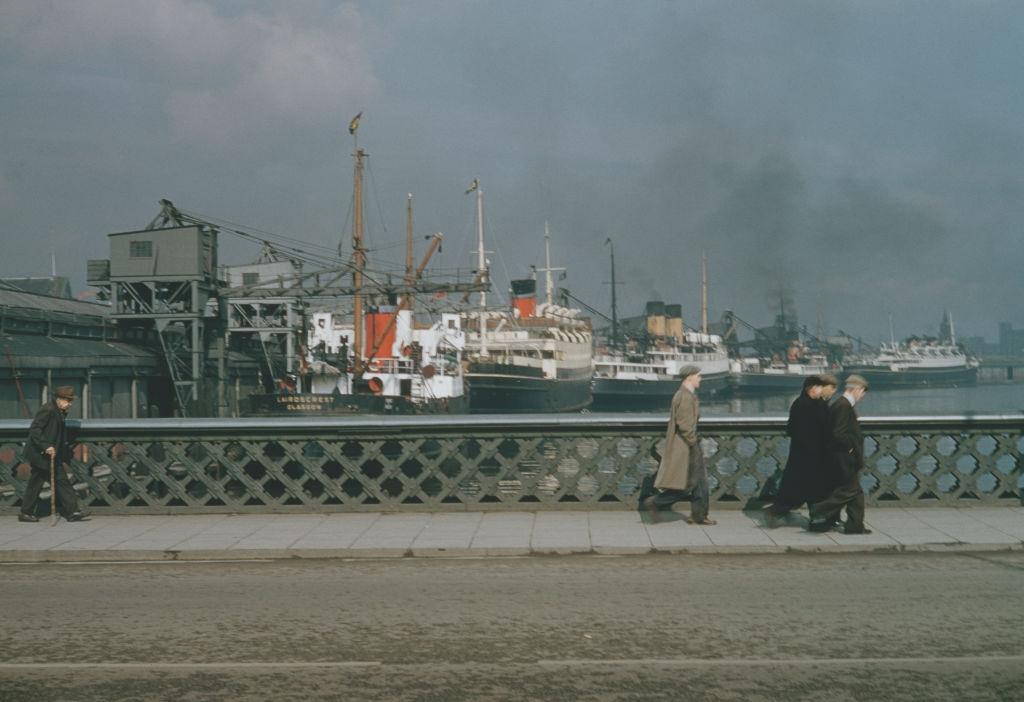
[49,453,57,527]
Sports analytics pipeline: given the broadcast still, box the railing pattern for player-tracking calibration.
[1,415,1021,514]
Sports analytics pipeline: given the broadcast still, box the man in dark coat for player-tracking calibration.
[764,373,838,526]
[19,386,89,523]
[808,374,870,534]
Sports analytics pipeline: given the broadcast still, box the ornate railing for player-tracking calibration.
[1,414,1021,514]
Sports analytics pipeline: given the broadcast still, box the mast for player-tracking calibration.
[701,250,709,334]
[475,183,488,357]
[538,221,565,307]
[608,238,619,350]
[405,193,414,282]
[888,312,896,347]
[352,147,366,375]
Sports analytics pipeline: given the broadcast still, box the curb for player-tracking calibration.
[0,541,1020,563]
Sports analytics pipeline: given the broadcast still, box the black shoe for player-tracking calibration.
[844,526,872,535]
[66,512,91,522]
[808,519,837,533]
[17,513,39,523]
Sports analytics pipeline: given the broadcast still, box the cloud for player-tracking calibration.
[1,1,383,148]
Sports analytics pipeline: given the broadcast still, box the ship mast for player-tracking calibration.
[352,147,366,375]
[701,250,709,334]
[405,193,414,281]
[607,238,619,350]
[475,182,488,357]
[538,221,565,307]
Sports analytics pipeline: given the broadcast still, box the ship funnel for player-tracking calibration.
[645,300,666,337]
[665,304,683,343]
[511,279,537,318]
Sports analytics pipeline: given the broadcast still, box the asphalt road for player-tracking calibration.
[1,552,1022,701]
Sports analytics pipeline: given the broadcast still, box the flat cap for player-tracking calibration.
[844,374,869,390]
[816,373,839,387]
[54,385,75,400]
[677,365,702,380]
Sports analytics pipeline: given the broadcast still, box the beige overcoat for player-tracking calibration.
[654,384,699,491]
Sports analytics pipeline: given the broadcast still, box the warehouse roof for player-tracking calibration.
[0,288,111,319]
[0,334,159,370]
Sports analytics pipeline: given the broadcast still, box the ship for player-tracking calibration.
[591,330,731,410]
[247,307,468,415]
[728,349,832,394]
[842,312,978,388]
[246,126,480,416]
[462,206,593,413]
[589,248,729,410]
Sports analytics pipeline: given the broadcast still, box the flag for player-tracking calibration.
[348,112,362,135]
[604,237,612,245]
[465,178,479,195]
[558,271,567,281]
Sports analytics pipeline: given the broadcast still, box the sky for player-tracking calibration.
[1,0,1022,344]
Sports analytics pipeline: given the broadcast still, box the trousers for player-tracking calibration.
[20,462,80,518]
[650,449,709,521]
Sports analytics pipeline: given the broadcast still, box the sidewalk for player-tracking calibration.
[0,506,1021,562]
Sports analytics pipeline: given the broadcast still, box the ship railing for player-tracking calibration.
[0,414,1019,514]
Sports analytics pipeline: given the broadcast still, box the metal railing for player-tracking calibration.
[1,414,1021,514]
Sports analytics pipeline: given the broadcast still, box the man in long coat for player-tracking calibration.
[643,365,715,525]
[19,386,89,523]
[764,373,838,526]
[809,374,870,534]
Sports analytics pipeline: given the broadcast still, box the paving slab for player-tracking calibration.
[531,512,591,554]
[469,512,534,555]
[347,513,431,556]
[411,513,485,556]
[588,511,652,554]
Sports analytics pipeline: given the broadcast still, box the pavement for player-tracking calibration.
[0,505,1021,561]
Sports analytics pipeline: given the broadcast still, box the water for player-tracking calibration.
[592,383,1024,416]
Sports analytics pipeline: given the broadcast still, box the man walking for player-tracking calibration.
[19,386,89,523]
[643,365,716,525]
[808,374,870,534]
[764,373,838,526]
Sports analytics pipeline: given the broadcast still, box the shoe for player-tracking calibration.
[687,516,717,526]
[66,512,91,522]
[844,526,872,535]
[643,496,660,524]
[808,519,837,533]
[17,513,39,523]
[763,507,780,528]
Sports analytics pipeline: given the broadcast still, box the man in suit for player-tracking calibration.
[764,373,838,526]
[643,365,716,525]
[19,386,90,523]
[808,374,870,534]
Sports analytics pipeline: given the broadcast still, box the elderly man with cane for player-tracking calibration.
[19,386,90,523]
[643,365,716,525]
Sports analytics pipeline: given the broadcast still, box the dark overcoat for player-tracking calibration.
[24,402,70,472]
[776,393,831,505]
[827,395,864,482]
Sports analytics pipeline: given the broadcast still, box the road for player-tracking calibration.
[1,552,1022,701]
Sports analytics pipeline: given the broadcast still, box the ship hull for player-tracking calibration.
[467,364,592,413]
[589,372,730,411]
[729,372,824,395]
[245,392,469,416]
[842,365,978,388]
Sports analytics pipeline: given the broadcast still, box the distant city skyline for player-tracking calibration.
[2,1,1022,344]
